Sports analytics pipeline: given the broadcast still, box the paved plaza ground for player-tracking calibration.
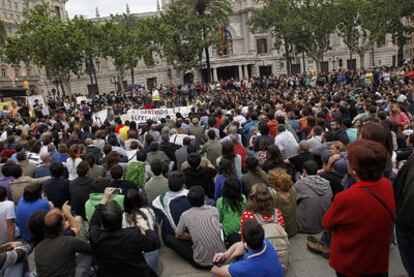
[158,234,408,277]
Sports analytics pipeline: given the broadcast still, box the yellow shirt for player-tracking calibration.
[119,126,130,141]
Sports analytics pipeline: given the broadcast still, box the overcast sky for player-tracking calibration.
[66,0,158,18]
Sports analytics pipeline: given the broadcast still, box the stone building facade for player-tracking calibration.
[70,0,402,95]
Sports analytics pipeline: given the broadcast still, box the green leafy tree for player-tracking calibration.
[173,0,232,83]
[250,0,337,73]
[3,4,84,95]
[67,16,102,91]
[155,3,204,82]
[100,15,157,92]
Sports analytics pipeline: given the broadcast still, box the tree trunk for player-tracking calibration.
[130,67,135,84]
[302,52,306,73]
[371,47,375,66]
[118,68,125,93]
[359,52,365,69]
[93,67,99,94]
[59,77,65,96]
[314,56,322,74]
[284,42,291,75]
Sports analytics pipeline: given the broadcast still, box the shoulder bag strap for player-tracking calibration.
[359,186,395,222]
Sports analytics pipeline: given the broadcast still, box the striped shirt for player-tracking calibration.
[176,205,226,266]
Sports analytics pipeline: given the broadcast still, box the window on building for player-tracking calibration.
[55,6,61,19]
[1,0,4,7]
[9,13,13,19]
[14,2,17,9]
[377,36,386,48]
[1,68,6,78]
[8,1,11,8]
[16,14,20,21]
[257,38,268,54]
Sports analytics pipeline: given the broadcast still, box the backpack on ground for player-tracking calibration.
[124,161,145,189]
[254,210,290,272]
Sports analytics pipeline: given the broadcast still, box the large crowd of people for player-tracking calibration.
[0,64,413,277]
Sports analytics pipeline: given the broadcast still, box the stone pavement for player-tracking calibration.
[158,234,408,277]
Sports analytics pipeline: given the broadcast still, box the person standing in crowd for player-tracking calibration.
[323,140,395,277]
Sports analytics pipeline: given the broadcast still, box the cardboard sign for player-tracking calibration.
[127,106,191,123]
[92,109,108,124]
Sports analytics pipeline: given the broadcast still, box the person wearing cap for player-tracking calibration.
[188,118,205,145]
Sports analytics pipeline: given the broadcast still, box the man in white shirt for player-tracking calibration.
[0,186,16,244]
[274,125,299,159]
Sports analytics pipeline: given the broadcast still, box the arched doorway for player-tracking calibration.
[183,72,194,84]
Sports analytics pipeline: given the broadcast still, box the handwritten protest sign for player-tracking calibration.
[127,106,191,123]
[92,109,108,124]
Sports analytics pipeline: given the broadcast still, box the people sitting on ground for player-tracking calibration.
[89,187,160,277]
[146,142,170,165]
[34,153,52,178]
[42,162,70,209]
[85,178,124,223]
[211,219,284,277]
[110,164,137,193]
[268,168,298,237]
[174,186,226,268]
[202,129,222,167]
[84,153,106,179]
[0,186,16,244]
[69,160,94,220]
[122,188,159,273]
[216,141,242,178]
[216,176,246,246]
[241,156,267,196]
[144,159,169,205]
[32,204,91,277]
[183,152,216,200]
[152,171,191,241]
[288,141,316,174]
[16,184,51,242]
[295,160,332,234]
[214,158,240,201]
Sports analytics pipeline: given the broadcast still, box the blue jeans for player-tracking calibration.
[396,226,414,277]
[144,249,160,274]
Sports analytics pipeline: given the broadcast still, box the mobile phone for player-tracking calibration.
[212,257,226,267]
[113,188,122,194]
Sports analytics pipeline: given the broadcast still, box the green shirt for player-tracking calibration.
[216,195,246,238]
[85,193,125,223]
[272,187,297,237]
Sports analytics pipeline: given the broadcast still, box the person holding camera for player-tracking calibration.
[89,187,160,277]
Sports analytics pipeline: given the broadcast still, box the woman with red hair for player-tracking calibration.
[323,140,395,277]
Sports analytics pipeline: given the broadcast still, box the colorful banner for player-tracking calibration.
[127,106,191,123]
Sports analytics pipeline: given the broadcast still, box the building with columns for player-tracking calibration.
[70,0,402,95]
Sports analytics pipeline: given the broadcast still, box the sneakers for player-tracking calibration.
[306,236,330,259]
